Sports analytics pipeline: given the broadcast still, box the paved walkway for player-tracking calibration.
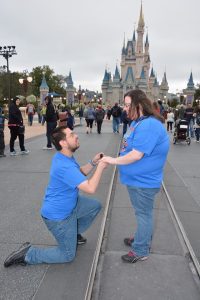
[0,121,199,299]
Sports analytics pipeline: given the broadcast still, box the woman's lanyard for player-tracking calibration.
[120,116,149,153]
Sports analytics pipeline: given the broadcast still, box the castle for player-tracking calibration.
[101,3,169,105]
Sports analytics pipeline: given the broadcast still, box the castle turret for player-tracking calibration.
[40,74,49,103]
[66,71,76,106]
[160,71,169,100]
[183,72,195,105]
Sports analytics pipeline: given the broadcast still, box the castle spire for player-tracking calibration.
[187,71,194,89]
[138,1,145,28]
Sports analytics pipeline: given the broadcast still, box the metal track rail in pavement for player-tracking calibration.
[84,139,121,300]
[84,156,200,299]
[162,182,200,279]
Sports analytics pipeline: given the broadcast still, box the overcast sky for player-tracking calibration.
[1,0,199,94]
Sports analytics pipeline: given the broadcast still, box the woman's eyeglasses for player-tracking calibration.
[124,103,131,107]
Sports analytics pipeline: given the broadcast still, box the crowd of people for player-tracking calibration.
[0,94,200,158]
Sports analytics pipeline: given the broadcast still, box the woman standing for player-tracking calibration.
[95,105,105,134]
[102,90,169,263]
[8,97,29,156]
[43,96,57,150]
[84,103,96,134]
[166,108,174,132]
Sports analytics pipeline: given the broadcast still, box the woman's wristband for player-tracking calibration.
[89,159,97,167]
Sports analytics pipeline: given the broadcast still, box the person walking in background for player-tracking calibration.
[111,102,122,133]
[43,96,57,150]
[4,125,107,267]
[8,97,29,156]
[121,110,130,135]
[59,109,74,130]
[106,105,112,120]
[37,104,42,124]
[178,104,185,120]
[193,106,200,143]
[184,103,194,138]
[26,103,35,126]
[95,105,105,134]
[102,89,169,263]
[166,108,174,132]
[41,104,47,125]
[0,107,7,157]
[78,103,84,126]
[83,103,96,134]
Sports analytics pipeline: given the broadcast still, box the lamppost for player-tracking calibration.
[19,70,32,103]
[196,99,200,106]
[0,45,17,105]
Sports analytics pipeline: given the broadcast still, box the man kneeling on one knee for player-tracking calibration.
[4,125,107,267]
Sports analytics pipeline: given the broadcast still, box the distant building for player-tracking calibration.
[101,3,169,105]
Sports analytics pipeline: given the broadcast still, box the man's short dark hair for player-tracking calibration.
[51,125,68,150]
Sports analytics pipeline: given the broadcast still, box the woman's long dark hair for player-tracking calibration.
[124,89,164,123]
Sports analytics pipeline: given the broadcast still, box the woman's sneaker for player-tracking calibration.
[20,150,30,155]
[124,237,134,247]
[121,251,148,263]
[10,150,17,156]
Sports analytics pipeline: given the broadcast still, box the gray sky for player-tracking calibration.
[1,0,199,94]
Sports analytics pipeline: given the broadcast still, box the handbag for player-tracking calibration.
[18,125,25,134]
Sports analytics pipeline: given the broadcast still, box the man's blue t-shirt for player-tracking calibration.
[41,152,86,220]
[119,117,169,188]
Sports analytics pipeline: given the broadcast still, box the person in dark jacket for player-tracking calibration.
[111,103,122,133]
[121,110,131,135]
[0,107,7,157]
[59,109,74,130]
[95,105,105,134]
[8,97,29,156]
[43,96,57,149]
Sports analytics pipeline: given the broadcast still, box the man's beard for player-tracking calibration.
[70,144,80,153]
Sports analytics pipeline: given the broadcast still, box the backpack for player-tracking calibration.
[112,106,119,117]
[28,105,34,114]
[0,115,5,130]
[196,114,200,126]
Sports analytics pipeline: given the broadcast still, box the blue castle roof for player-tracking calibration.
[125,67,134,82]
[40,75,49,89]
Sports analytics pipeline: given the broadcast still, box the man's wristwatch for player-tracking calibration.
[89,159,97,167]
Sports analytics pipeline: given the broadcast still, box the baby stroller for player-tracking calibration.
[173,119,191,145]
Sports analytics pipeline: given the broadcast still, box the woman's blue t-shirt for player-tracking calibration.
[41,152,86,220]
[119,117,169,188]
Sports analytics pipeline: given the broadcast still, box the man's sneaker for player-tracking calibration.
[20,150,30,155]
[121,251,148,263]
[0,153,6,157]
[124,237,134,247]
[4,242,31,267]
[43,146,53,150]
[77,234,87,245]
[10,151,17,156]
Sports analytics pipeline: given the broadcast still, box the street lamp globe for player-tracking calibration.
[19,78,24,84]
[27,76,32,83]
